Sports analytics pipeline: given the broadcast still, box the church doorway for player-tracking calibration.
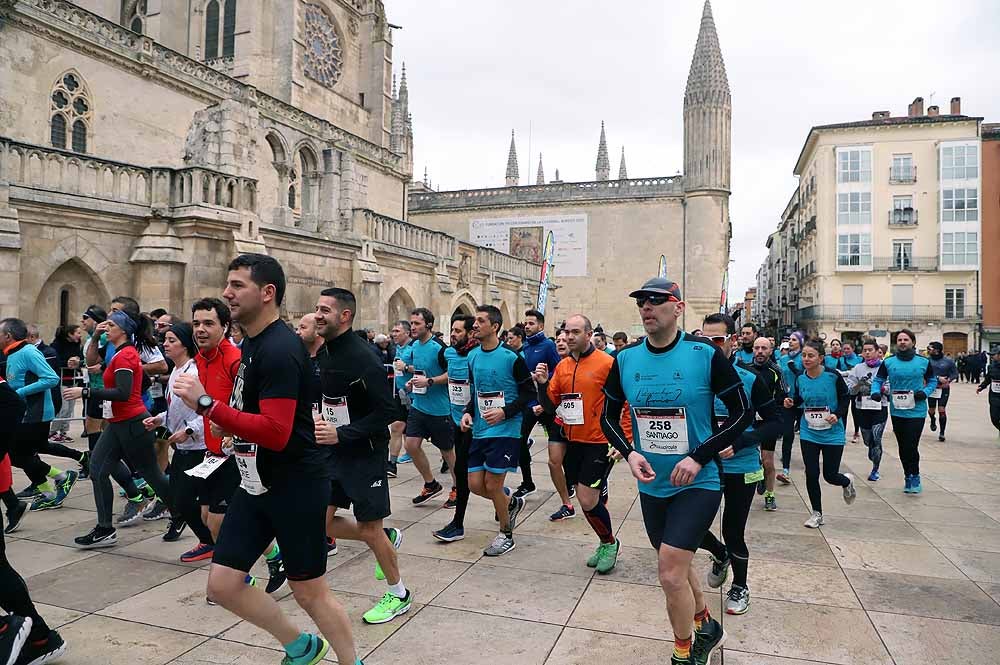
[34,259,108,337]
[386,287,415,331]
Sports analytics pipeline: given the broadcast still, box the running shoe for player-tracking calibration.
[512,483,536,500]
[397,453,412,464]
[868,470,880,482]
[432,522,465,542]
[282,634,328,665]
[776,469,791,485]
[141,499,169,521]
[74,525,117,549]
[910,474,923,494]
[803,511,824,528]
[412,481,442,505]
[938,434,946,442]
[692,616,726,665]
[527,436,535,448]
[586,543,605,568]
[904,475,914,493]
[78,452,90,480]
[163,517,186,542]
[374,528,402,580]
[755,480,765,496]
[549,504,575,521]
[180,543,214,563]
[507,495,525,531]
[851,433,860,444]
[116,499,144,526]
[59,470,79,495]
[15,485,41,501]
[442,487,458,509]
[707,551,730,588]
[0,615,32,665]
[595,539,620,574]
[265,556,287,594]
[568,485,576,499]
[29,491,65,512]
[440,460,449,474]
[483,531,515,557]
[929,417,937,432]
[362,590,412,625]
[3,501,28,534]
[327,537,338,556]
[14,628,66,665]
[670,656,692,665]
[386,461,398,479]
[725,585,750,615]
[763,493,777,512]
[842,473,857,505]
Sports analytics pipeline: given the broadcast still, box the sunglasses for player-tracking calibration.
[708,336,728,345]
[634,294,677,307]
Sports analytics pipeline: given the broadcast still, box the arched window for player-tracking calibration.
[50,72,92,154]
[59,288,70,328]
[295,147,318,216]
[302,3,343,90]
[127,0,147,34]
[204,0,237,61]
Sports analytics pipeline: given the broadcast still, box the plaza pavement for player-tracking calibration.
[8,381,1000,664]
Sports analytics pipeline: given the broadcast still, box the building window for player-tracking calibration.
[892,240,913,270]
[50,72,92,153]
[837,192,871,225]
[837,149,871,183]
[838,233,871,267]
[892,195,914,224]
[302,3,343,90]
[943,188,978,222]
[941,145,978,180]
[127,0,147,34]
[204,0,236,61]
[891,154,914,182]
[945,287,966,319]
[942,232,978,266]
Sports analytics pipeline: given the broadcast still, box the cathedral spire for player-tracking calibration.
[505,130,519,186]
[595,121,610,181]
[536,153,545,185]
[618,147,628,180]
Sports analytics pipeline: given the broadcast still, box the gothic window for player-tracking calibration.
[204,0,236,61]
[302,3,343,90]
[50,72,92,153]
[127,0,147,34]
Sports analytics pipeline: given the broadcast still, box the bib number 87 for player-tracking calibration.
[647,420,672,431]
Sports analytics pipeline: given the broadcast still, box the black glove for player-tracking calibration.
[868,392,882,403]
[914,390,927,402]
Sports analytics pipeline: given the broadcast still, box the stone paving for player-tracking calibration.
[8,382,1000,664]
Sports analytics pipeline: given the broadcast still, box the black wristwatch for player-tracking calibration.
[196,394,214,415]
[185,426,195,436]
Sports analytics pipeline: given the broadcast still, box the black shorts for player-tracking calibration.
[328,450,391,522]
[928,388,951,408]
[212,477,330,582]
[85,396,104,420]
[391,393,409,424]
[760,437,777,452]
[564,442,614,488]
[200,455,241,515]
[406,408,454,450]
[639,488,722,552]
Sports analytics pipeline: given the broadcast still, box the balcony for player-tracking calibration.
[889,166,917,184]
[797,305,981,323]
[888,209,918,226]
[803,216,817,237]
[871,256,938,272]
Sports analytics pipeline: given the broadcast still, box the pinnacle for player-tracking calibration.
[684,0,730,103]
[618,147,628,180]
[505,130,519,185]
[536,152,545,185]
[595,121,610,180]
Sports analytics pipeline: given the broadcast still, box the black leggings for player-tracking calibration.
[11,423,54,487]
[990,399,1000,434]
[780,407,800,470]
[700,473,757,588]
[518,409,558,487]
[0,529,50,641]
[169,449,217,545]
[890,415,923,476]
[452,425,471,528]
[800,439,849,514]
[90,414,169,528]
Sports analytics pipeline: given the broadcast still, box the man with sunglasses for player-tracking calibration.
[601,277,752,665]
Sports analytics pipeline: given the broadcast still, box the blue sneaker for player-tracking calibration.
[868,470,880,482]
[397,453,412,464]
[910,474,922,494]
[432,522,465,542]
[283,634,329,665]
[903,475,913,493]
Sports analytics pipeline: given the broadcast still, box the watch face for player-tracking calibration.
[198,395,213,408]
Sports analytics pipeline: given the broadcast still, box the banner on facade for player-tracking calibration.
[719,269,729,313]
[658,255,667,279]
[470,214,588,277]
[536,231,555,315]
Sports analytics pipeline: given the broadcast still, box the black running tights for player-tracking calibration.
[700,473,757,588]
[800,439,849,514]
[0,530,50,640]
[890,415,923,476]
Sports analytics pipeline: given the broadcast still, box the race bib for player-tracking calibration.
[557,393,584,425]
[393,363,403,378]
[149,380,163,399]
[234,441,266,495]
[322,396,350,427]
[892,391,915,410]
[634,407,689,455]
[477,391,505,413]
[805,407,832,430]
[184,454,228,479]
[929,388,942,399]
[102,400,114,419]
[991,381,1000,394]
[448,379,471,406]
[412,370,427,395]
[859,395,883,411]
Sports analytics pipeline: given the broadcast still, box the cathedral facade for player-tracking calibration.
[0,0,540,333]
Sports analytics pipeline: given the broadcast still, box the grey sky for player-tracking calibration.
[390,0,1000,302]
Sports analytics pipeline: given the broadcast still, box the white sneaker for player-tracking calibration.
[842,473,857,505]
[803,511,824,528]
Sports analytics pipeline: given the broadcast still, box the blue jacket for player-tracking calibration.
[521,331,561,408]
[3,341,59,423]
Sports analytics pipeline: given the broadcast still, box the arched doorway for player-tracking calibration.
[943,332,968,357]
[34,259,108,337]
[387,287,415,329]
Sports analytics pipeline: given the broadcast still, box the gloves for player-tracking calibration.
[868,393,882,403]
[914,390,927,402]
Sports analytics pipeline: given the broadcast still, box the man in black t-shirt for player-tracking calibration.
[174,254,357,665]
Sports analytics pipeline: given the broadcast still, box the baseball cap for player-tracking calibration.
[82,305,107,323]
[629,277,682,301]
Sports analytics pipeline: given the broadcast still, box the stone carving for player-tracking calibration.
[457,254,471,288]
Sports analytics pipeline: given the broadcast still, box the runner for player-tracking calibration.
[839,342,863,443]
[433,314,477,542]
[395,309,454,505]
[870,329,937,494]
[786,339,856,528]
[174,254,360,665]
[824,339,843,372]
[313,288,412,625]
[601,277,751,665]
[548,329,577,517]
[926,341,959,442]
[462,305,534,556]
[844,339,888,481]
[775,330,804,484]
[513,309,561,500]
[534,314,619,572]
[746,336,785,512]
[505,325,525,354]
[77,306,110,460]
[977,345,1000,436]
[387,320,412,475]
[733,322,757,365]
[611,331,629,356]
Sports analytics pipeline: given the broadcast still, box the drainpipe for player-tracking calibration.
[682,198,687,330]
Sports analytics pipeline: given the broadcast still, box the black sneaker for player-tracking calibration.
[386,461,398,479]
[163,516,187,542]
[507,495,525,531]
[74,525,117,549]
[512,483,536,500]
[929,418,937,432]
[412,481,443,505]
[0,614,32,665]
[141,499,169,521]
[14,628,66,665]
[265,556,287,594]
[567,485,576,500]
[692,617,726,665]
[756,480,765,496]
[78,451,91,480]
[4,500,28,535]
[14,485,40,501]
[938,434,946,442]
[440,460,449,474]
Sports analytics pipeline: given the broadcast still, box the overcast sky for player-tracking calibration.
[389,0,1000,302]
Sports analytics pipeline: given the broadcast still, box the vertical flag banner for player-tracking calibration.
[536,230,556,314]
[658,255,667,279]
[719,268,729,313]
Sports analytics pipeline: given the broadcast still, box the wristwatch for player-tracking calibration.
[185,426,195,437]
[196,394,214,415]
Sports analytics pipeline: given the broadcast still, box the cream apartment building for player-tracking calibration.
[792,97,982,355]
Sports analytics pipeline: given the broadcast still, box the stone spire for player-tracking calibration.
[553,168,562,183]
[389,72,402,153]
[618,147,628,180]
[536,153,545,185]
[683,0,731,192]
[505,130,519,186]
[595,121,610,181]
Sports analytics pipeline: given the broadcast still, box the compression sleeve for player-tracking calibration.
[736,374,780,451]
[690,347,752,465]
[209,398,297,451]
[871,361,889,397]
[834,373,850,420]
[88,368,134,402]
[922,362,938,396]
[502,356,535,419]
[600,357,633,459]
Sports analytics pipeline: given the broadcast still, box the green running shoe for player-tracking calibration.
[374,527,402,581]
[362,590,412,624]
[596,539,620,574]
[586,543,606,568]
[281,634,329,665]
